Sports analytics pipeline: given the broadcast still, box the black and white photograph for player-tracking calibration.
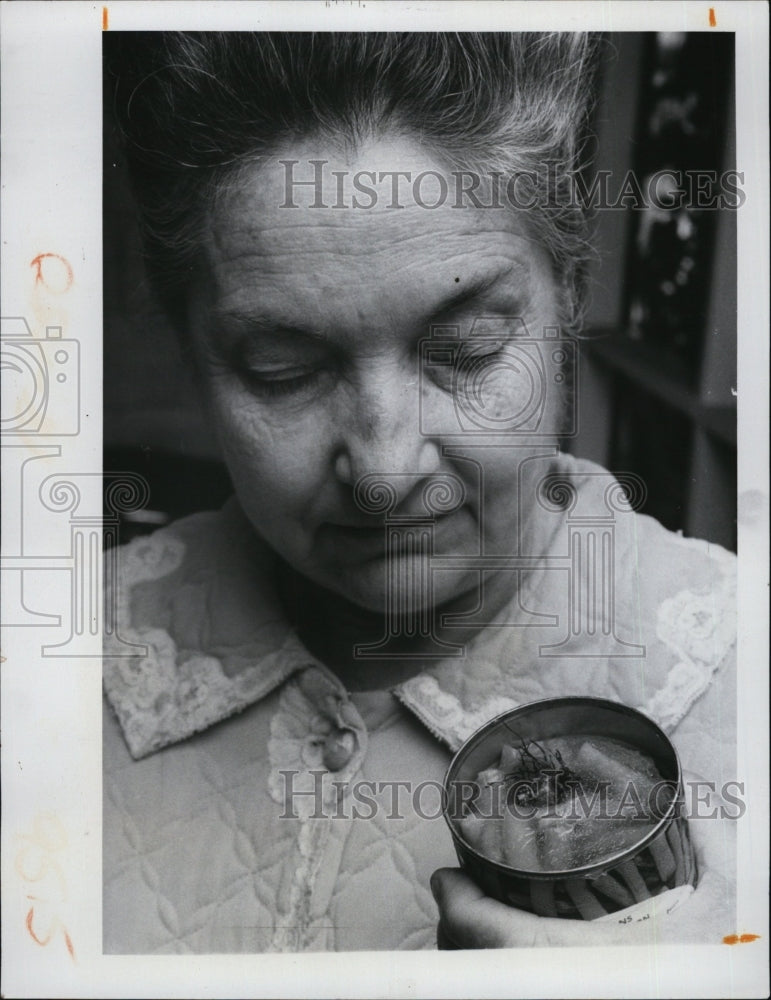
[1,2,768,997]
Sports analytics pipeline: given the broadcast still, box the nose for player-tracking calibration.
[333,368,441,502]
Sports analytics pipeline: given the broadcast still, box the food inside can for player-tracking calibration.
[459,734,677,874]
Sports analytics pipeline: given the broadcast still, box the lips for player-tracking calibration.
[321,509,461,560]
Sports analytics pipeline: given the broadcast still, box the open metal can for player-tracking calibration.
[442,697,696,920]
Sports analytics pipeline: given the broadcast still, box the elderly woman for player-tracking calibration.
[103,32,736,953]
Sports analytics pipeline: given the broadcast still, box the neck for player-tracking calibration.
[275,560,520,691]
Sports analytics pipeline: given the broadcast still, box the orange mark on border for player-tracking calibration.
[64,930,76,960]
[723,933,760,945]
[30,253,74,293]
[25,908,51,946]
[25,907,76,961]
[709,7,717,27]
[102,7,109,30]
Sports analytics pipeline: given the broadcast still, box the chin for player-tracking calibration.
[329,556,478,617]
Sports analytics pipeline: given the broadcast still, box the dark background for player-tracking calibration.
[104,32,737,551]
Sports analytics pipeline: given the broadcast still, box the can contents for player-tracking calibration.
[459,735,677,874]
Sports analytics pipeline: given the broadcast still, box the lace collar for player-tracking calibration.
[103,458,736,759]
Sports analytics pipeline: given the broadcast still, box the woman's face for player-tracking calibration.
[190,135,564,613]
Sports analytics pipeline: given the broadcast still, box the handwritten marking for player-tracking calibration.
[26,907,48,944]
[30,253,74,294]
[723,933,760,945]
[102,6,109,30]
[709,7,717,26]
[15,814,76,962]
[618,911,653,924]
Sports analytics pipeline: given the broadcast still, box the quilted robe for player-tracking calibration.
[103,456,737,952]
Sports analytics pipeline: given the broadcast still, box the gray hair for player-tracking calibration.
[107,32,600,333]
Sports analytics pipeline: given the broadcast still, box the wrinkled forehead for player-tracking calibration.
[195,138,560,347]
[206,134,538,262]
[189,137,564,393]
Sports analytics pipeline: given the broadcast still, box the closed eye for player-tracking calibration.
[238,365,326,398]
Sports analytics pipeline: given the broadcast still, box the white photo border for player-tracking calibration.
[1,2,768,997]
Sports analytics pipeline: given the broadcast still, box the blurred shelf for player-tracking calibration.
[582,332,737,448]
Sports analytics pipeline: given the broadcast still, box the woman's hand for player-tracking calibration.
[431,808,736,949]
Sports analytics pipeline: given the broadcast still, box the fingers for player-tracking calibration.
[430,868,668,949]
[430,868,541,948]
[432,845,737,950]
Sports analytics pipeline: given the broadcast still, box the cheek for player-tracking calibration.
[207,380,334,508]
[465,446,553,539]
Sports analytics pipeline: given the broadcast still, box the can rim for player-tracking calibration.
[441,695,684,881]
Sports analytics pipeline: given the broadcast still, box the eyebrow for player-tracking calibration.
[432,263,530,319]
[210,261,530,343]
